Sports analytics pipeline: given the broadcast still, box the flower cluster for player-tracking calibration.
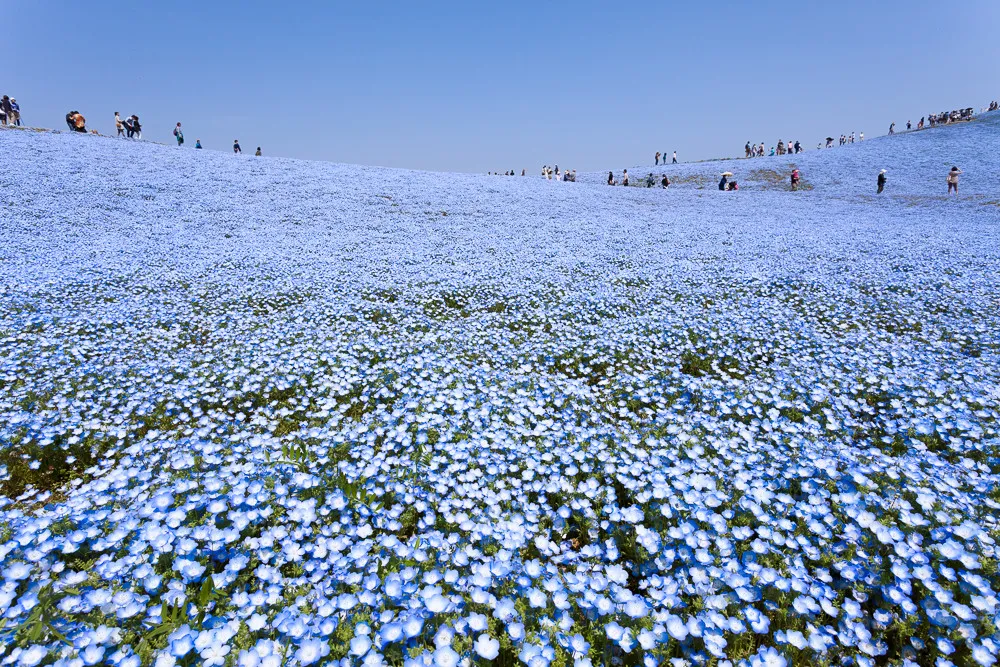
[0,121,998,666]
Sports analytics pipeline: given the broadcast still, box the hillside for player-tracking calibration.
[581,111,1000,195]
[1,119,999,666]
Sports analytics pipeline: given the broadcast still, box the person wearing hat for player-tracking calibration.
[719,173,729,191]
[947,167,961,194]
[877,169,887,194]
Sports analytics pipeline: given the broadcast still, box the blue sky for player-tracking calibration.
[7,1,999,172]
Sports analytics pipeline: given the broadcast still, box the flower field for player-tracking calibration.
[1,117,999,667]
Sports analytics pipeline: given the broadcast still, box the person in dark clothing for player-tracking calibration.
[622,170,629,186]
[1,96,12,125]
[877,170,887,194]
[646,173,655,187]
[661,175,670,188]
[607,171,615,186]
[234,140,242,154]
[195,139,202,149]
[255,147,262,156]
[719,175,728,191]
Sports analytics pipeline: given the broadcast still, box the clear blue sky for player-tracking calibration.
[7,1,999,173]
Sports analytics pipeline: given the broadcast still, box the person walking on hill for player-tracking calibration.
[672,151,678,164]
[233,139,242,154]
[947,167,961,194]
[655,151,661,166]
[173,122,184,146]
[115,112,124,137]
[745,142,751,158]
[622,169,629,186]
[877,169,887,194]
[0,96,12,126]
[888,122,895,135]
[790,169,800,191]
[906,120,912,130]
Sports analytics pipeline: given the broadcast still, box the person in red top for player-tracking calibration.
[790,169,801,191]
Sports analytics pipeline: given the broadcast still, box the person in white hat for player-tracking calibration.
[877,169,887,194]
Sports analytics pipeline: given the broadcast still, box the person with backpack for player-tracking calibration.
[877,169,887,194]
[234,139,242,154]
[173,122,184,146]
[947,167,961,194]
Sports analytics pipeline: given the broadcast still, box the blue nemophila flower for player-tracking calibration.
[475,634,500,660]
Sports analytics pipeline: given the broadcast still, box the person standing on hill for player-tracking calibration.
[655,151,661,166]
[173,122,184,146]
[906,120,912,130]
[0,96,12,126]
[672,151,678,164]
[195,139,202,149]
[234,139,242,154]
[947,167,961,194]
[9,98,20,126]
[255,147,262,156]
[745,142,751,158]
[115,112,124,137]
[877,169,887,194]
[790,169,800,191]
[607,171,615,186]
[888,122,895,135]
[622,169,629,186]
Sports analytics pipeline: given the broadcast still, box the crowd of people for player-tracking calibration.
[0,95,21,126]
[744,140,803,158]
[3,94,990,197]
[541,166,577,182]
